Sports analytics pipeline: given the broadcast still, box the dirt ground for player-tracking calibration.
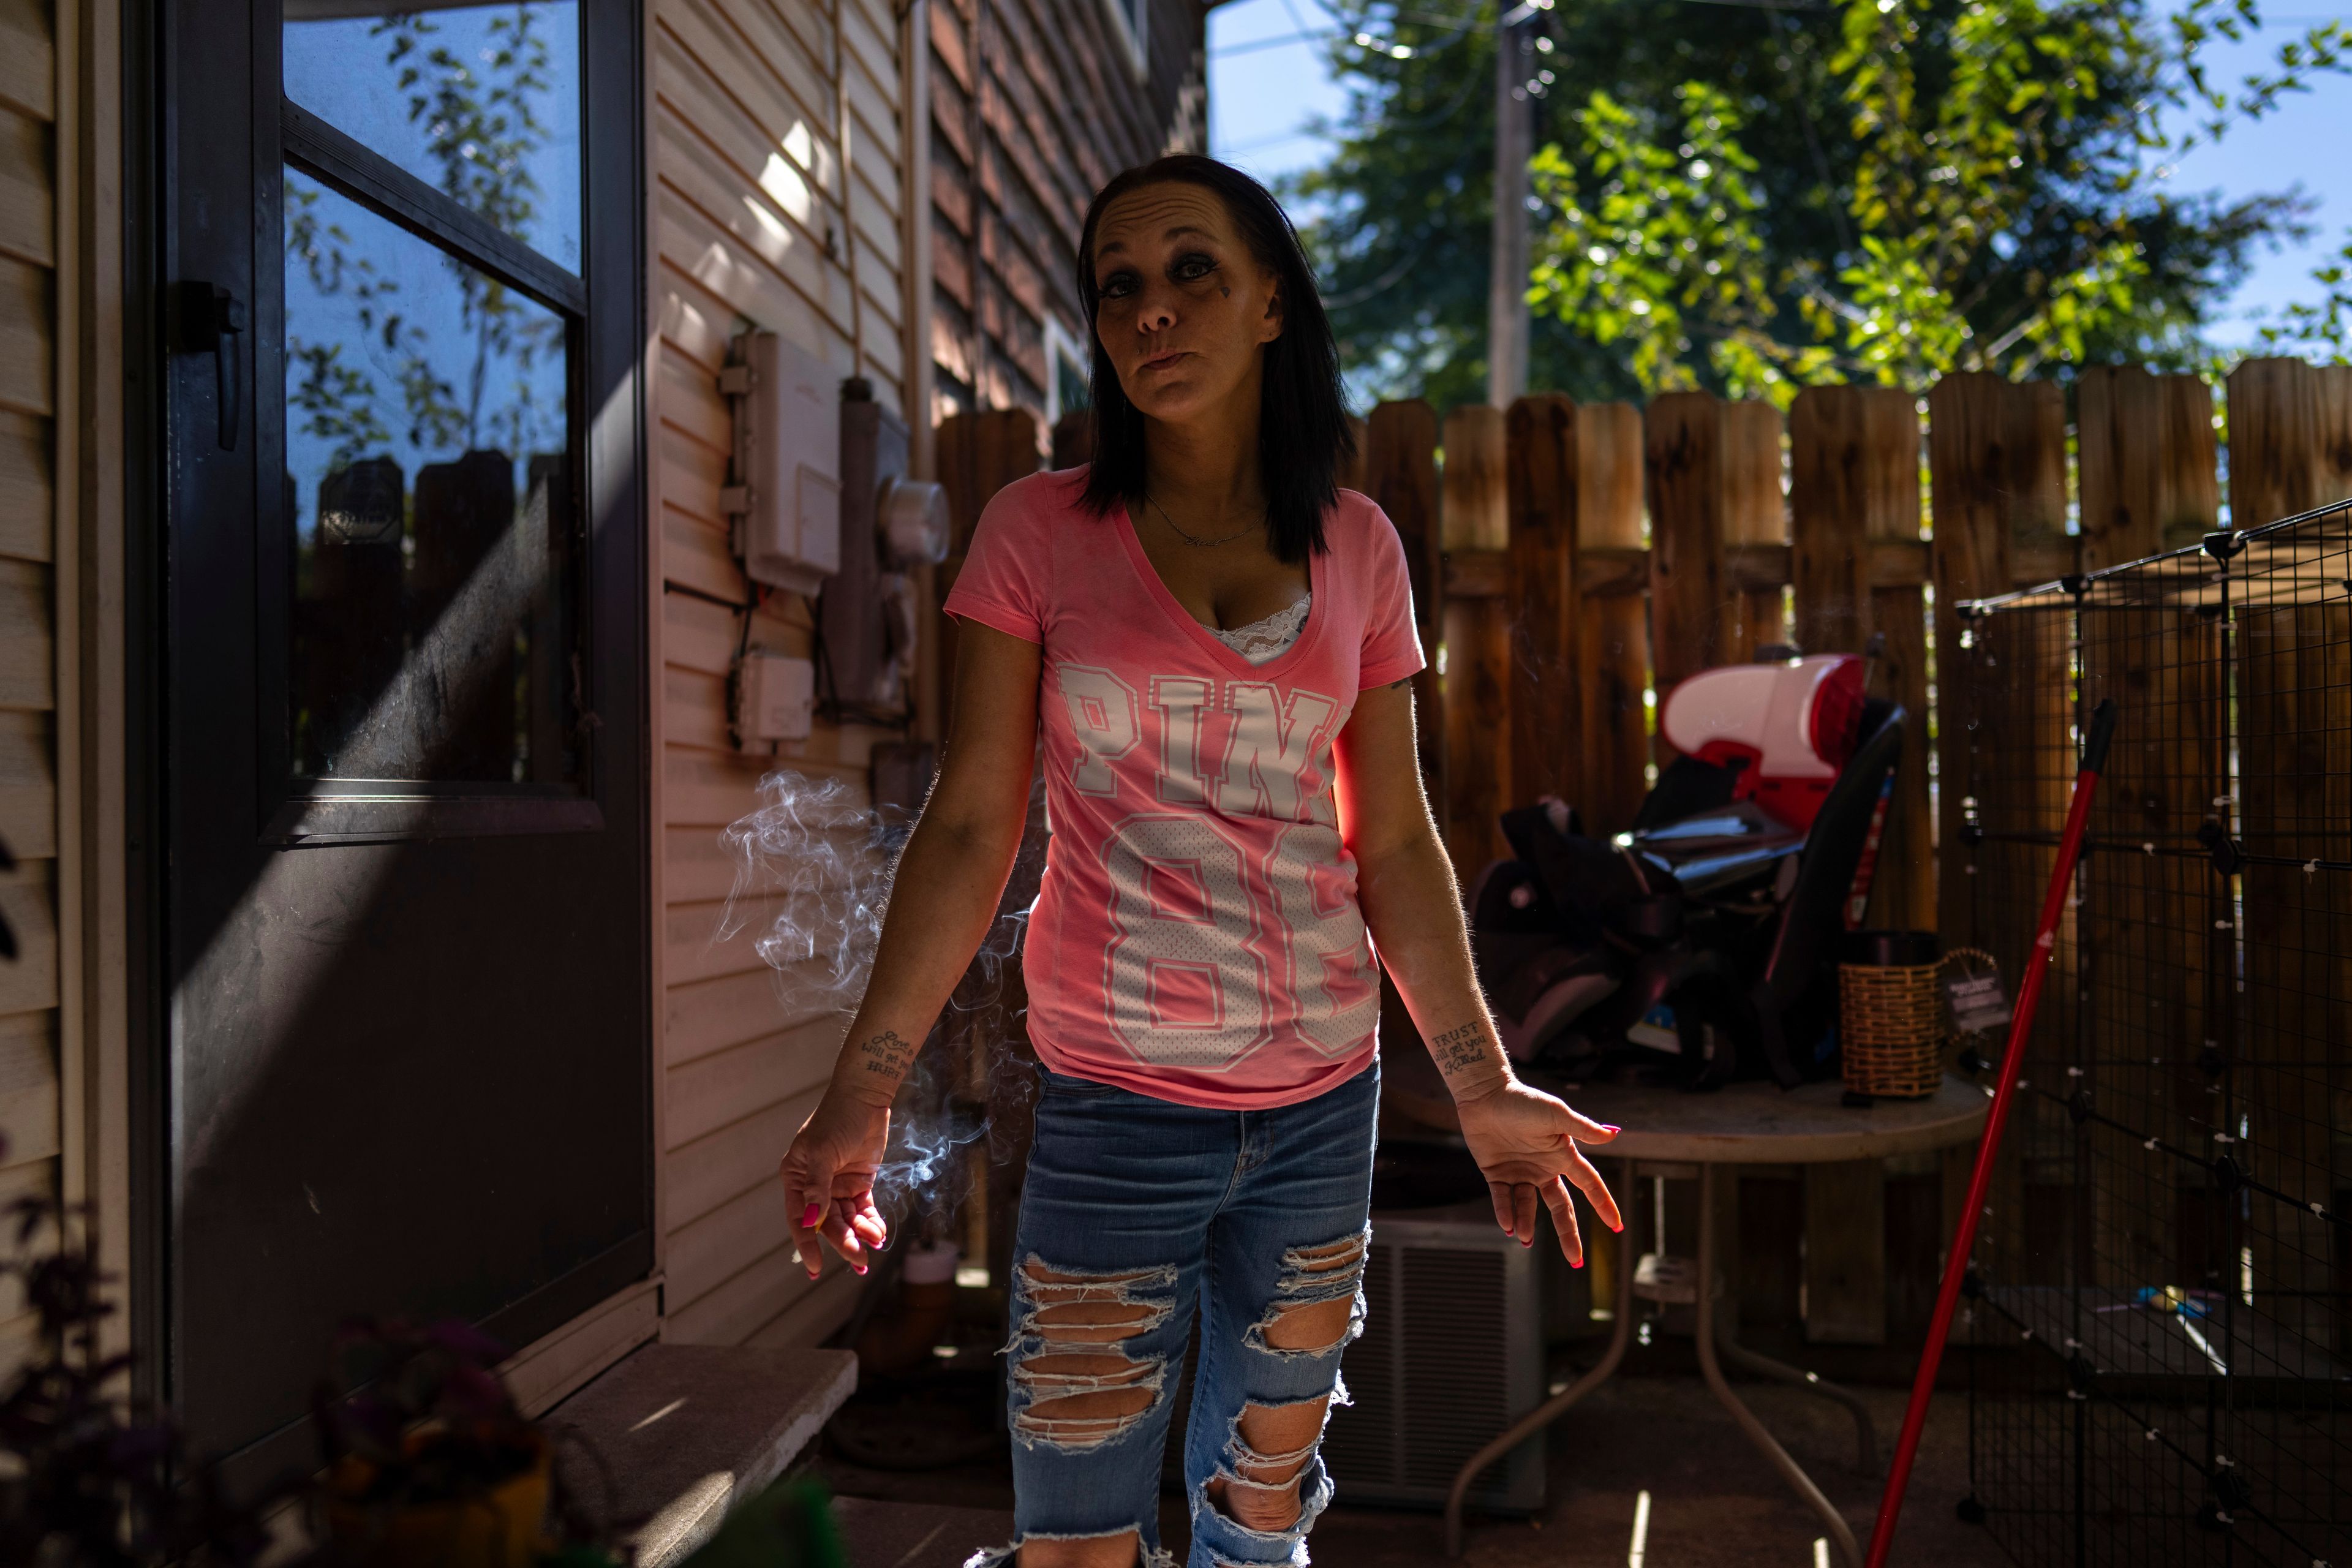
[815,1361,2006,1568]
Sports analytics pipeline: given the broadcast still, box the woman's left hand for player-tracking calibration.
[1454,1080,1623,1265]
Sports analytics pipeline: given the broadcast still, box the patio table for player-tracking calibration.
[1440,1073,1990,1567]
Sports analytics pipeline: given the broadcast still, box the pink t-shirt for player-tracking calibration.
[942,468,1426,1109]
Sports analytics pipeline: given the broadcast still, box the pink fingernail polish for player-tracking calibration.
[1602,1125,1621,1134]
[854,1263,869,1276]
[801,1202,823,1228]
[1572,1258,1584,1269]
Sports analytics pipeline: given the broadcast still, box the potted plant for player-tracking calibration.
[0,1166,631,1568]
[671,1476,843,1568]
[313,1319,553,1568]
[0,1193,276,1565]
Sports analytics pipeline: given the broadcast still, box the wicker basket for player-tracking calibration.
[1840,930,1943,1099]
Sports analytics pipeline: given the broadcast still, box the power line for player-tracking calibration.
[1323,230,1438,307]
[1307,0,1488,28]
[1209,27,1339,56]
[1213,8,1473,60]
[1216,125,1336,155]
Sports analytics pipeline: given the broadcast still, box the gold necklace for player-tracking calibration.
[1147,492,1263,549]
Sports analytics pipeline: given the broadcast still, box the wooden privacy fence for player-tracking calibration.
[936,358,2352,940]
[924,356,2352,1352]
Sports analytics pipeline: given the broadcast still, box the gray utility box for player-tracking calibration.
[1320,1202,1546,1513]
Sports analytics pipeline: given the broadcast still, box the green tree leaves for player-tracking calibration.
[1524,0,2350,395]
[1293,0,2347,405]
[1526,84,1790,398]
[2253,229,2352,358]
[288,2,564,465]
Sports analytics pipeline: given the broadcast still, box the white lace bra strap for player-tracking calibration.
[1208,594,1312,666]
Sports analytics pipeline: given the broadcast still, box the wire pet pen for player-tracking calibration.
[1947,501,2352,1566]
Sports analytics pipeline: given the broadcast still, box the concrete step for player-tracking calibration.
[543,1342,857,1568]
[834,1498,1017,1568]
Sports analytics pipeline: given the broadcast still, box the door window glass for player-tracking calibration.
[285,170,578,783]
[283,0,582,274]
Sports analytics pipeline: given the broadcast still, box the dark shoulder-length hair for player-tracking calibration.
[1074,154,1354,564]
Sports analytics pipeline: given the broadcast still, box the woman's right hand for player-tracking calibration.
[780,1090,893,1276]
[770,625,1042,1281]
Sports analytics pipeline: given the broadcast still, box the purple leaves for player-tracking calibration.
[0,1194,287,1564]
[317,1316,540,1508]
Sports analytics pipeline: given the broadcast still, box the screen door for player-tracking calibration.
[156,0,650,1487]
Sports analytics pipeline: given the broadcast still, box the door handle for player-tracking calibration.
[170,281,247,451]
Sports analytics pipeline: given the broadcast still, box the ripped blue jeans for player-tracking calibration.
[970,1059,1378,1568]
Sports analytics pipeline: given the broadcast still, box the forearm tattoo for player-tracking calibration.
[1426,1021,1490,1077]
[848,1029,917,1083]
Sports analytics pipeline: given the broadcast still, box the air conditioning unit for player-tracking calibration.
[1319,1203,1545,1512]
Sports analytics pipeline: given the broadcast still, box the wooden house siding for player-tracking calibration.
[649,0,916,1350]
[925,0,1207,424]
[649,0,1206,1350]
[0,0,61,1378]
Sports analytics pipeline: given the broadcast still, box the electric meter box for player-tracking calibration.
[733,649,816,747]
[723,330,841,596]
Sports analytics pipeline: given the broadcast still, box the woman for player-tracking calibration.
[781,155,1624,1568]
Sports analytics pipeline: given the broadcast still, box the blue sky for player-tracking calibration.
[1205,1,2351,345]
[281,4,581,535]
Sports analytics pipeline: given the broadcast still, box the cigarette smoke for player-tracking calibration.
[714,769,1046,1226]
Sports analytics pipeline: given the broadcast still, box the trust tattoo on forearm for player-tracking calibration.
[1426,1021,1492,1078]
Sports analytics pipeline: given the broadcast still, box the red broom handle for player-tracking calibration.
[1865,697,2118,1566]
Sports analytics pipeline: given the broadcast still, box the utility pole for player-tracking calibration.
[1487,0,1537,408]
